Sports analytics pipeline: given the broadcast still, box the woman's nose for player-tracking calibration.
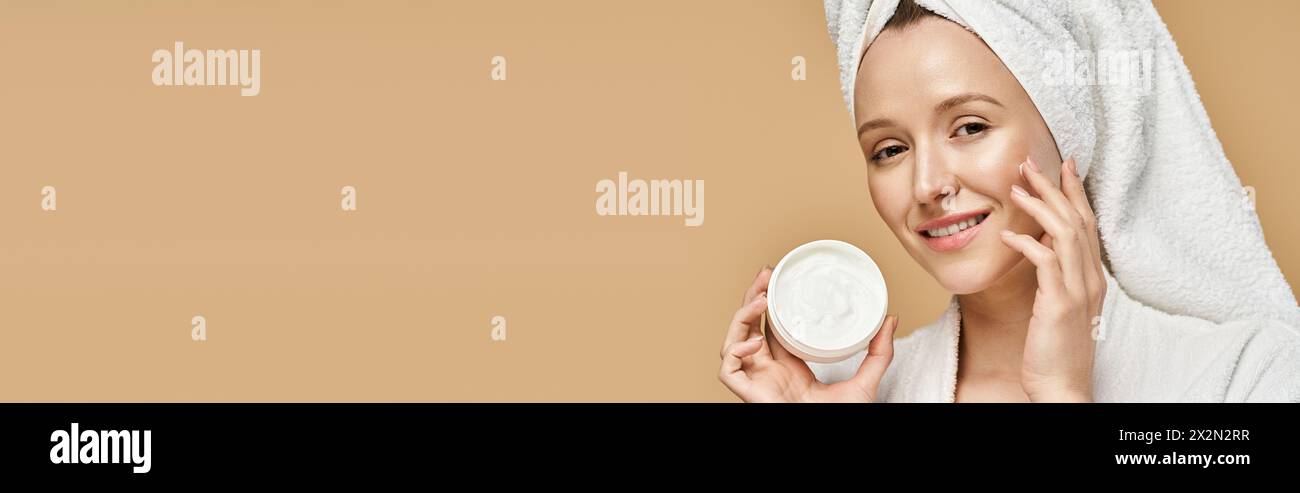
[912,149,957,207]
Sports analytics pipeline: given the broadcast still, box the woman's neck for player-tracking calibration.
[955,258,1038,378]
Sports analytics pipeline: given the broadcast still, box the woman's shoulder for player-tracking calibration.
[1098,283,1300,402]
[806,309,956,404]
[887,316,951,368]
[1218,317,1300,402]
[873,315,955,402]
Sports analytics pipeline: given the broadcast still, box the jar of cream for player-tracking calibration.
[766,240,888,363]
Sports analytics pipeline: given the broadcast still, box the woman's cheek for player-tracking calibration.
[867,172,912,236]
[967,134,1027,183]
[955,138,1031,208]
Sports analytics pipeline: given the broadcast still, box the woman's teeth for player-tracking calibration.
[926,213,987,238]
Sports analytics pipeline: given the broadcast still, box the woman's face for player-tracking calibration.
[855,16,1062,294]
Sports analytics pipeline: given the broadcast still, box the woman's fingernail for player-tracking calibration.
[1011,184,1029,197]
[1067,157,1079,176]
[1027,156,1042,173]
[1000,229,1014,237]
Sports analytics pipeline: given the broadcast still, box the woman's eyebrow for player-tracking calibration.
[857,118,899,137]
[857,94,1003,136]
[934,93,1003,114]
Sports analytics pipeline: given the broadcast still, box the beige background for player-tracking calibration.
[0,0,1294,401]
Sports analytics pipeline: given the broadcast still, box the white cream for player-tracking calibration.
[768,240,887,360]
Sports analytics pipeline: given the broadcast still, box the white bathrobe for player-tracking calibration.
[810,269,1300,402]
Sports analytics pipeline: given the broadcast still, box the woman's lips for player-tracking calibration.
[917,212,990,253]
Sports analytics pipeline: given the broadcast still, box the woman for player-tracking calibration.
[718,0,1300,402]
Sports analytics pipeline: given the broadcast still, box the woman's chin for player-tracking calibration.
[937,277,993,295]
[926,256,1016,295]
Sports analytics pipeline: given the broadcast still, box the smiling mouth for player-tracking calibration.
[922,213,989,238]
[916,211,990,253]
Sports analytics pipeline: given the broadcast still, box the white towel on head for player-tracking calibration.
[822,0,1300,328]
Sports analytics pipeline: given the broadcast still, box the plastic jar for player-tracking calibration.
[766,239,888,363]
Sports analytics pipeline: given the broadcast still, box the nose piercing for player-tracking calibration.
[940,185,957,211]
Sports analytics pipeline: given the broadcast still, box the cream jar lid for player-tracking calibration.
[766,240,888,363]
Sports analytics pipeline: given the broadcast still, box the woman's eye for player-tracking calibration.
[954,122,988,137]
[871,144,908,162]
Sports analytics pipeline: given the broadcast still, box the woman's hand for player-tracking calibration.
[718,266,899,403]
[1000,156,1107,402]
